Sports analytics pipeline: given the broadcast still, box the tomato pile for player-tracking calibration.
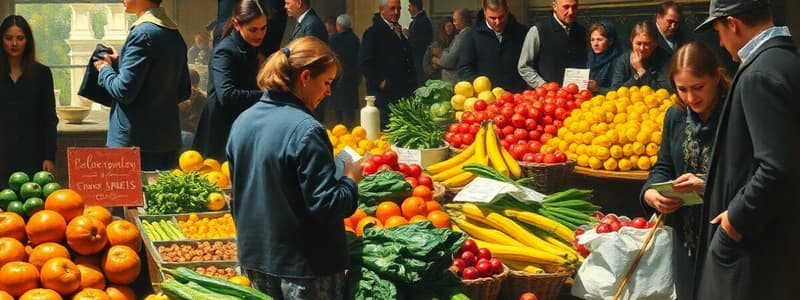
[362,151,433,190]
[573,212,656,257]
[450,239,504,280]
[445,83,591,163]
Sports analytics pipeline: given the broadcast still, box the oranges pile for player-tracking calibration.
[546,86,675,171]
[327,124,390,157]
[344,185,450,237]
[177,213,236,239]
[174,150,231,189]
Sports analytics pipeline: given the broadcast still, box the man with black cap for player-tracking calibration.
[694,1,800,299]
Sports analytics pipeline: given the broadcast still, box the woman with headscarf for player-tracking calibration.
[586,20,622,94]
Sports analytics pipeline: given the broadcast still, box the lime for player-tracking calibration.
[23,197,44,217]
[42,182,62,198]
[0,189,18,209]
[32,171,54,186]
[8,172,29,192]
[20,182,42,199]
[6,200,25,217]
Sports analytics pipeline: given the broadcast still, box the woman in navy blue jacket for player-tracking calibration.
[194,0,267,160]
[227,37,362,299]
[639,41,728,300]
[0,15,58,185]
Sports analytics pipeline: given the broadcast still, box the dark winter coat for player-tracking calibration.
[328,29,361,112]
[610,47,672,92]
[694,35,800,300]
[408,10,432,84]
[457,11,528,93]
[193,30,263,161]
[287,8,328,43]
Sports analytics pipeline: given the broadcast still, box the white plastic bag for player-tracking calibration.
[571,226,676,300]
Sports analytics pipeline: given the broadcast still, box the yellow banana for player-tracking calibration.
[425,143,475,175]
[450,217,525,247]
[500,143,523,178]
[484,122,510,177]
[430,160,469,182]
[503,259,545,273]
[473,239,571,266]
[441,171,476,188]
[504,209,575,243]
[473,123,489,165]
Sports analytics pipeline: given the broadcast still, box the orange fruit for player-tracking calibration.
[408,215,428,223]
[44,189,85,223]
[427,210,452,228]
[18,288,62,300]
[40,257,82,295]
[348,209,367,226]
[105,285,136,300]
[178,150,204,172]
[375,201,401,223]
[220,161,231,178]
[106,220,141,251]
[0,212,27,242]
[0,237,27,267]
[343,218,354,229]
[204,171,230,189]
[412,185,433,201]
[425,200,442,212]
[84,206,113,226]
[101,245,140,285]
[77,263,107,290]
[401,196,427,219]
[0,261,40,297]
[355,216,382,237]
[66,215,108,255]
[72,288,111,300]
[383,215,408,228]
[0,291,13,300]
[26,210,67,246]
[28,242,71,269]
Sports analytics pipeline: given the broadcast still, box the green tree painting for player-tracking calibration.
[16,4,72,105]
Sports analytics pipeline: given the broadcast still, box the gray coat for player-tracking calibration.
[695,35,800,300]
[440,26,471,83]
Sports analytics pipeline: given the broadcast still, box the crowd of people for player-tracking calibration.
[2,0,800,299]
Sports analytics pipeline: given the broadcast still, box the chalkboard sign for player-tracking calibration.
[67,147,143,207]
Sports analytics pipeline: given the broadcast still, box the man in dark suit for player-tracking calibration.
[328,14,361,127]
[359,0,416,129]
[285,0,328,43]
[694,1,800,299]
[655,1,687,55]
[407,0,432,85]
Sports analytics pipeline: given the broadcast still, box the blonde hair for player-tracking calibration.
[257,37,341,92]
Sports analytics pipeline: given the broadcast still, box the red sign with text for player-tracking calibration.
[67,147,143,207]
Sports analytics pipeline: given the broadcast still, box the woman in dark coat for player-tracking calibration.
[0,15,58,186]
[611,21,672,92]
[194,0,267,160]
[586,20,622,94]
[639,41,728,300]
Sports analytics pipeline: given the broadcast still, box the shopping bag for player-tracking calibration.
[571,225,676,300]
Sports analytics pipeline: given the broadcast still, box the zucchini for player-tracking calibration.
[184,281,242,300]
[163,267,271,300]
[463,163,515,184]
[160,279,212,300]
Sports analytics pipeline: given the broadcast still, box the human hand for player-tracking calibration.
[343,159,363,183]
[673,173,705,194]
[432,47,442,57]
[106,46,119,63]
[379,80,387,90]
[644,188,683,214]
[93,54,113,72]
[630,51,645,76]
[587,80,599,92]
[42,160,55,173]
[711,210,742,242]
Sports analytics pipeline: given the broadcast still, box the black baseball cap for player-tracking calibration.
[695,0,770,32]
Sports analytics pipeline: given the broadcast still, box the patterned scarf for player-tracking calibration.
[680,105,718,256]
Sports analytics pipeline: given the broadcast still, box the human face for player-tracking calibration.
[452,11,466,30]
[673,69,720,120]
[484,6,508,33]
[2,25,26,59]
[234,16,267,47]
[632,33,656,59]
[713,19,742,62]
[301,66,337,110]
[553,0,578,25]
[408,3,420,17]
[284,0,303,18]
[590,30,609,54]
[381,0,401,24]
[444,21,455,35]
[656,8,680,38]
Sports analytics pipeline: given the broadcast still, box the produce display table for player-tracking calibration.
[123,207,162,285]
[569,167,649,218]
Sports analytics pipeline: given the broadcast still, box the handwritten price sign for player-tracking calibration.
[67,147,143,207]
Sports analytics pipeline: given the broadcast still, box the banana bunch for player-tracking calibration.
[426,121,521,188]
[447,202,582,272]
[537,189,600,230]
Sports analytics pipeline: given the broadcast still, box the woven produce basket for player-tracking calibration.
[442,186,463,203]
[518,160,576,194]
[462,265,510,300]
[433,182,446,202]
[498,270,571,300]
[449,144,466,158]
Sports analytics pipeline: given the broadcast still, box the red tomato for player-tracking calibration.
[382,151,399,166]
[493,115,508,128]
[565,83,579,94]
[397,163,410,176]
[504,134,519,145]
[501,106,515,118]
[449,134,462,148]
[532,153,544,163]
[545,82,559,92]
[579,89,592,101]
[535,87,547,97]
[474,100,488,111]
[554,107,568,120]
[500,140,510,150]
[462,266,479,280]
[554,151,567,162]
[461,133,475,146]
[511,113,526,128]
[404,176,418,188]
[519,292,539,300]
[553,120,563,128]
[544,124,557,135]
[575,227,586,236]
[513,128,528,141]
[601,214,619,224]
[461,239,479,255]
[532,100,543,110]
[540,133,553,144]
[513,105,528,117]
[417,175,433,189]
[444,132,456,144]
[524,118,538,130]
[377,164,394,171]
[461,251,477,267]
[406,164,422,178]
[509,143,528,160]
[502,92,514,102]
[459,122,471,134]
[452,258,467,274]
[528,130,541,142]
[541,115,554,125]
[543,153,557,163]
[527,140,542,153]
[475,260,493,277]
[543,103,556,115]
[369,155,385,165]
[475,111,489,122]
[632,217,648,229]
[522,152,536,162]
[448,123,459,133]
[477,248,492,261]
[502,125,515,137]
[596,223,612,233]
[566,100,576,110]
[363,161,378,175]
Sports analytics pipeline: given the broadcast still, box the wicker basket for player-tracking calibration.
[498,270,571,300]
[462,265,510,300]
[432,182,446,202]
[448,144,466,158]
[518,160,577,194]
[442,185,464,203]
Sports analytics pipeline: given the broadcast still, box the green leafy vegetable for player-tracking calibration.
[144,172,221,214]
[414,80,455,106]
[387,98,446,149]
[358,169,412,214]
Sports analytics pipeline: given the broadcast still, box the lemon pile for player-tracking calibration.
[327,124,391,156]
[451,76,505,118]
[174,150,231,188]
[545,86,676,171]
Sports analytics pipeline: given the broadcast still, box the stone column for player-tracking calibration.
[66,3,97,108]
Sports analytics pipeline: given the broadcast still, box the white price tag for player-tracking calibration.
[562,68,591,90]
[391,146,422,166]
[336,146,363,163]
[453,177,520,203]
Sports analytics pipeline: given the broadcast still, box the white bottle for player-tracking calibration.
[360,96,381,140]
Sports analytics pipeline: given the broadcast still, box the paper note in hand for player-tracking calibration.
[651,180,703,206]
[334,146,362,178]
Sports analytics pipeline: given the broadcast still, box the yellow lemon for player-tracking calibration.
[170,169,184,176]
[179,150,204,172]
[623,143,634,157]
[629,155,640,167]
[340,134,356,146]
[625,127,638,142]
[329,135,339,146]
[451,94,466,110]
[454,81,474,97]
[618,158,633,171]
[610,145,624,159]
[473,76,492,93]
[492,87,506,99]
[603,158,618,171]
[477,90,496,103]
[358,139,374,150]
[582,132,595,144]
[606,91,618,101]
[636,131,650,144]
[464,97,478,111]
[646,143,660,156]
[203,158,221,171]
[632,142,645,155]
[577,154,590,167]
[229,275,252,287]
[332,124,348,137]
[617,86,630,97]
[352,126,367,139]
[595,146,610,160]
[589,156,603,170]
[455,111,463,121]
[576,144,587,156]
[605,129,619,144]
[650,131,662,144]
[568,143,578,154]
[637,156,652,170]
[650,155,659,166]
[558,140,569,152]
[207,192,226,211]
[204,171,230,189]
